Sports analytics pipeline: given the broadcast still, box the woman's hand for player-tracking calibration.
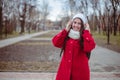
[84,23,90,32]
[65,20,72,31]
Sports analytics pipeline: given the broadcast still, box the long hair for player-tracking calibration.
[60,18,85,57]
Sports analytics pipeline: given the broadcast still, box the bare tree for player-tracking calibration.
[92,0,104,34]
[75,0,84,13]
[0,0,50,38]
[18,1,27,34]
[105,0,112,44]
[81,0,89,18]
[117,9,120,34]
[2,0,17,37]
[39,0,50,30]
[25,0,36,33]
[68,0,76,17]
[0,0,3,38]
[89,0,100,31]
[110,0,120,36]
[0,0,21,38]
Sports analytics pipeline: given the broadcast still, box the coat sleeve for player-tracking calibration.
[82,30,96,52]
[52,29,68,48]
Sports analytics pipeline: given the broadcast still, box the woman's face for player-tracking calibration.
[72,18,82,31]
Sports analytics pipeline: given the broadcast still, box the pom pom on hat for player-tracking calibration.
[72,13,87,24]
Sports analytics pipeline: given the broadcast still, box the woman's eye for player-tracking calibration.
[74,22,76,24]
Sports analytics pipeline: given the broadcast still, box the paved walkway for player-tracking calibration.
[0,30,120,80]
[0,72,119,80]
[0,31,50,48]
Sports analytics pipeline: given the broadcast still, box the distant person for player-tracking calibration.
[52,13,96,80]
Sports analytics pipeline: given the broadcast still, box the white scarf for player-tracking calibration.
[68,29,80,39]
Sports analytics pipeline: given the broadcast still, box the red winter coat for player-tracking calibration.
[52,29,96,80]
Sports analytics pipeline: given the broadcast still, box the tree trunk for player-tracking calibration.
[19,3,27,34]
[116,14,120,35]
[20,20,25,34]
[113,9,117,36]
[0,1,3,39]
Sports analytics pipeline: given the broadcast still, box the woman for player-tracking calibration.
[52,13,96,80]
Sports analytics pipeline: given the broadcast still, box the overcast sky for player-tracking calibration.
[37,0,64,21]
[47,0,64,21]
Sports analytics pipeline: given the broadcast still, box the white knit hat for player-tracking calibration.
[72,13,87,24]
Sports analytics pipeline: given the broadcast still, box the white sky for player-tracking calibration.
[37,0,63,21]
[47,0,63,21]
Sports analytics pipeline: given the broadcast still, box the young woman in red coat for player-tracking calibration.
[52,13,96,80]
